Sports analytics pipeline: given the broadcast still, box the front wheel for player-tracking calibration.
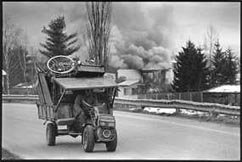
[106,129,117,152]
[46,123,57,146]
[82,125,95,152]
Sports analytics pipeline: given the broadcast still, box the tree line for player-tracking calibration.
[172,40,239,92]
[3,16,37,94]
[2,2,239,94]
[2,2,112,94]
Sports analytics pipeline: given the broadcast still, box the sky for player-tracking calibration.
[3,2,240,68]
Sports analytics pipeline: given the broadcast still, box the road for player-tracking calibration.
[2,103,240,160]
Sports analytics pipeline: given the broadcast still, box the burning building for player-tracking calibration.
[140,68,171,93]
[117,67,171,99]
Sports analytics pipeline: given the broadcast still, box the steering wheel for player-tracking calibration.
[47,55,76,74]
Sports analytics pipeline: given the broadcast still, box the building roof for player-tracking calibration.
[118,80,140,87]
[104,72,116,80]
[117,69,143,87]
[117,69,141,81]
[204,85,240,93]
[2,70,6,75]
[141,68,169,72]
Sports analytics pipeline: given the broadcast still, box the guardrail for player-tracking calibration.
[2,95,240,116]
[114,98,240,116]
[2,95,39,103]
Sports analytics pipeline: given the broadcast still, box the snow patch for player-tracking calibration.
[144,107,176,114]
[2,70,6,75]
[180,109,208,116]
[205,85,240,93]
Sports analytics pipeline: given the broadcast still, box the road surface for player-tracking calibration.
[2,103,240,160]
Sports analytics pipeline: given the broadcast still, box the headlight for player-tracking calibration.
[99,121,115,127]
[100,121,106,127]
[107,122,115,127]
[98,115,116,127]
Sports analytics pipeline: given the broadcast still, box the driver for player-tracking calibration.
[70,91,86,132]
[71,90,96,132]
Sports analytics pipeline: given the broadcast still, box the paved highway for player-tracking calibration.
[2,103,240,160]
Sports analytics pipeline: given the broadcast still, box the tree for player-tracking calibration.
[223,48,238,84]
[204,25,218,67]
[86,2,112,70]
[39,16,80,58]
[3,15,15,94]
[211,41,239,86]
[17,46,37,94]
[25,53,37,84]
[3,15,27,94]
[210,40,225,86]
[8,46,25,87]
[172,40,209,92]
[203,25,219,88]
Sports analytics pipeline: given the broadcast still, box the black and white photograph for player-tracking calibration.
[2,1,240,160]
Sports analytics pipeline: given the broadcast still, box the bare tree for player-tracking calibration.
[30,47,38,83]
[20,30,31,94]
[85,2,112,70]
[3,15,18,94]
[3,15,28,94]
[205,25,218,68]
[18,46,29,94]
[203,25,219,88]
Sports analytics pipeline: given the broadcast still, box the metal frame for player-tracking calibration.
[54,89,66,113]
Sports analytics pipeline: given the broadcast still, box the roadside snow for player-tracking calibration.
[2,70,6,75]
[205,85,240,93]
[130,106,229,117]
[143,107,209,116]
[180,109,208,116]
[144,107,176,114]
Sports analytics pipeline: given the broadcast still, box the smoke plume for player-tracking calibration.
[60,2,175,70]
[108,3,175,70]
[3,2,175,70]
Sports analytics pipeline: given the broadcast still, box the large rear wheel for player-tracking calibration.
[106,129,117,152]
[46,123,57,146]
[82,125,95,152]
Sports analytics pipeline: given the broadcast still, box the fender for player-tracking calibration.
[82,119,95,128]
[45,121,58,136]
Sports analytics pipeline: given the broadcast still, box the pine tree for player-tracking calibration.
[223,48,238,84]
[211,41,238,86]
[211,41,226,87]
[39,16,80,58]
[171,40,209,92]
[195,48,210,90]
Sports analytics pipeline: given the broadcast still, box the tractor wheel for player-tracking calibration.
[82,125,95,152]
[106,129,117,152]
[46,123,57,146]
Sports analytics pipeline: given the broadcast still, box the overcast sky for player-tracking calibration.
[3,2,240,60]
